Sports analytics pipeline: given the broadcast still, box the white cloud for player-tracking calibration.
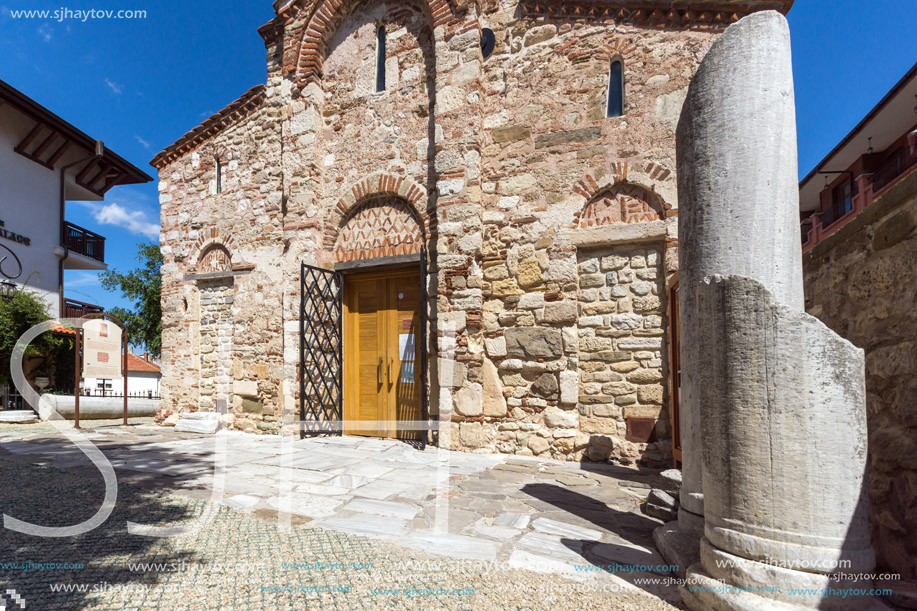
[135,135,151,150]
[66,271,101,288]
[89,202,160,240]
[37,23,52,42]
[105,77,122,95]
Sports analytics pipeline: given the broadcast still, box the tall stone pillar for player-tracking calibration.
[655,6,805,576]
[672,11,887,610]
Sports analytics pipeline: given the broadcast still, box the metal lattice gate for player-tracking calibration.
[299,263,343,437]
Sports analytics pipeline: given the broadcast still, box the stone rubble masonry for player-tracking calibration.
[152,0,785,462]
[803,169,917,579]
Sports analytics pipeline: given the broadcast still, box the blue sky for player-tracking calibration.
[1,0,915,311]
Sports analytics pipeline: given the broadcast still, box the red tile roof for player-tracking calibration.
[51,324,76,336]
[126,352,160,373]
[150,84,265,169]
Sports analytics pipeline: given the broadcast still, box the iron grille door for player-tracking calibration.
[419,248,428,449]
[299,263,343,438]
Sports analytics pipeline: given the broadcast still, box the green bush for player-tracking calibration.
[0,289,63,387]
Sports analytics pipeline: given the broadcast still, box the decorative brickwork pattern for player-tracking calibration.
[285,0,463,86]
[335,197,424,262]
[518,1,790,27]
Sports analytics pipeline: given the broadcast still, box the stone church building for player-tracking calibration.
[152,0,791,463]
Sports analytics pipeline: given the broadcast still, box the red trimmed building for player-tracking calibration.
[801,62,917,582]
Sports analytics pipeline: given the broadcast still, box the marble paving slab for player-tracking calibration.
[399,531,499,562]
[493,513,531,529]
[343,499,420,520]
[293,482,352,497]
[531,517,603,541]
[589,542,672,575]
[317,514,407,540]
[220,494,262,511]
[474,524,520,540]
[506,550,587,580]
[265,494,344,519]
[351,479,413,500]
[516,532,584,562]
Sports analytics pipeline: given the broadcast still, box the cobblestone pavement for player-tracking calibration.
[0,422,684,610]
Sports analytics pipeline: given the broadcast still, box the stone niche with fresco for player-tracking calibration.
[199,245,232,273]
[579,183,663,228]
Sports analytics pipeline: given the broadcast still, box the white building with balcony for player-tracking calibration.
[0,78,152,317]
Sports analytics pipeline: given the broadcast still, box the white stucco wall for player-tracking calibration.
[0,105,63,315]
[83,371,161,396]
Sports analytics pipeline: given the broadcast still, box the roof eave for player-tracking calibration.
[0,78,153,185]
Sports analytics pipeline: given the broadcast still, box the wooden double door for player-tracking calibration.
[343,268,421,439]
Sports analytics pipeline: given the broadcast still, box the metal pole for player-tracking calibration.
[299,264,305,440]
[122,329,128,426]
[74,328,80,429]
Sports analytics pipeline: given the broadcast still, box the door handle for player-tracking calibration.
[388,358,393,386]
[377,358,382,385]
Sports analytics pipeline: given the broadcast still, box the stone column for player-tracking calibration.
[657,7,805,576]
[671,11,887,610]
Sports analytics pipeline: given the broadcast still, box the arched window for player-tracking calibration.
[607,60,624,118]
[375,25,386,92]
[215,157,222,193]
[480,28,495,59]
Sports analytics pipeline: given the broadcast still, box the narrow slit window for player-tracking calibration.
[376,25,386,92]
[215,158,222,193]
[607,60,624,118]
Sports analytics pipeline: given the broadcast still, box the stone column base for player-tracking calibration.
[653,521,700,579]
[680,539,891,611]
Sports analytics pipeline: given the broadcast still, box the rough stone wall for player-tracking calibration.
[576,244,666,463]
[803,170,917,578]
[198,279,233,412]
[157,92,286,432]
[154,0,738,463]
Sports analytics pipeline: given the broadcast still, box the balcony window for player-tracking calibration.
[835,180,853,216]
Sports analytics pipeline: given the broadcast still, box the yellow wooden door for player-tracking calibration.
[344,276,387,437]
[343,268,421,438]
[387,275,421,441]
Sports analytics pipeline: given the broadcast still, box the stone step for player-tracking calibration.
[174,412,221,434]
[0,410,39,423]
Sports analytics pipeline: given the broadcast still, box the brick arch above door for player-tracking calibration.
[333,196,425,263]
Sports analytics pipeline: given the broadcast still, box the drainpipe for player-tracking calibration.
[58,140,104,317]
[816,167,856,192]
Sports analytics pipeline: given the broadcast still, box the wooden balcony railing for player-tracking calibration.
[63,298,103,319]
[64,221,105,262]
[801,218,813,246]
[872,147,917,193]
[818,199,852,229]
